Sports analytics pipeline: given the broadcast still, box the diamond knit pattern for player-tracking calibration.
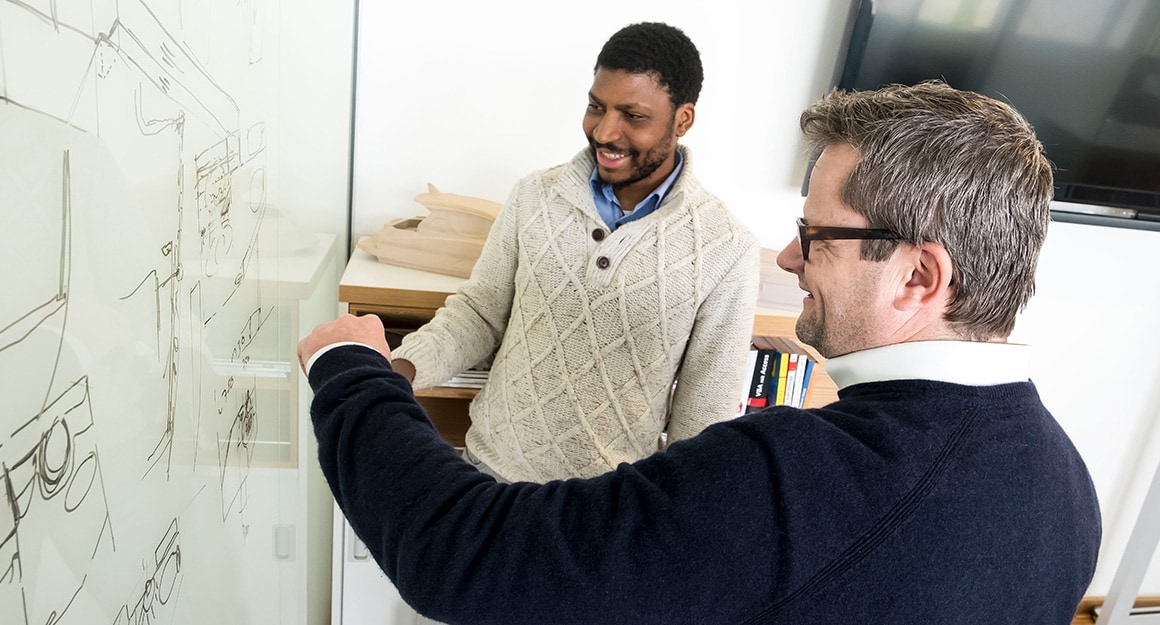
[393,147,760,482]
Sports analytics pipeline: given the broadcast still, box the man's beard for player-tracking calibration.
[590,120,676,190]
[795,310,828,358]
[604,142,670,190]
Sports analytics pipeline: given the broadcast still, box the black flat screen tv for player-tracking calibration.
[831,0,1160,229]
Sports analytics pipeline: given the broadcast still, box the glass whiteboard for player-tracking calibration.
[0,1,354,623]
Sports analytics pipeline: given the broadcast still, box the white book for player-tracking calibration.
[783,353,799,408]
[737,348,759,416]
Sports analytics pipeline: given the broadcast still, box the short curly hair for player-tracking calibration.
[595,22,703,108]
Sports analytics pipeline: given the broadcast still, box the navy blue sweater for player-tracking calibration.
[309,345,1100,624]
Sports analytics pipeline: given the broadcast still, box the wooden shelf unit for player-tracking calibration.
[753,309,838,407]
[339,247,838,445]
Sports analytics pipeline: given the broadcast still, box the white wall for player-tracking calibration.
[352,0,854,247]
[1011,220,1160,595]
[352,0,1160,596]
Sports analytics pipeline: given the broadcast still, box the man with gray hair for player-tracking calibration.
[299,81,1100,624]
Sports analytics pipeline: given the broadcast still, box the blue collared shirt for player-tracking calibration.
[589,149,684,231]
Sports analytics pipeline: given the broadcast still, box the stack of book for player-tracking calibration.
[737,335,818,415]
[442,368,490,389]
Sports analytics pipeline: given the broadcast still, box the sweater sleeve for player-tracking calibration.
[307,345,774,625]
[665,235,761,443]
[391,183,522,389]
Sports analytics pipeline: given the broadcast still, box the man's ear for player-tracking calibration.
[896,242,954,310]
[675,103,695,137]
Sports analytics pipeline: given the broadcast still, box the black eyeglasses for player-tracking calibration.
[796,217,902,261]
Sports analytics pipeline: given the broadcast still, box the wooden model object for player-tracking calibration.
[358,183,502,278]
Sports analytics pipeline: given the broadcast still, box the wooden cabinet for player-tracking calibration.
[339,247,472,446]
[339,246,838,445]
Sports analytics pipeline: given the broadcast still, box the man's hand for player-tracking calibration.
[298,314,391,375]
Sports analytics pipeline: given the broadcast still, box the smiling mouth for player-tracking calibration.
[596,149,631,170]
[591,140,632,161]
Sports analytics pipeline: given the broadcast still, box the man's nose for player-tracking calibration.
[776,239,804,275]
[591,113,622,146]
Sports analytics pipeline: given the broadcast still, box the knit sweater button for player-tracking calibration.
[592,228,606,241]
[596,256,610,269]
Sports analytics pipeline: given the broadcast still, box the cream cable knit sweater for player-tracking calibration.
[393,146,760,482]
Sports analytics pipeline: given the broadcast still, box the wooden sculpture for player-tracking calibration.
[359,183,502,278]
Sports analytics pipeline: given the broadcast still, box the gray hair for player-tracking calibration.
[800,80,1053,340]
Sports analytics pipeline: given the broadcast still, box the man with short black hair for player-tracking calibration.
[388,22,760,483]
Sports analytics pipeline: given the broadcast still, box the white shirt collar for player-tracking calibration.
[824,340,1032,390]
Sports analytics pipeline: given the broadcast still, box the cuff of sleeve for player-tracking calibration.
[306,341,381,375]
